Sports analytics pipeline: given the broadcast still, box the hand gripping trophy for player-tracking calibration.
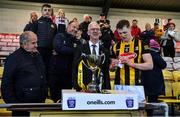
[81,53,105,93]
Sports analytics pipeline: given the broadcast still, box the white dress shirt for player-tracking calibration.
[89,41,99,55]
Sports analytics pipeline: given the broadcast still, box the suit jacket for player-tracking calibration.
[72,42,111,91]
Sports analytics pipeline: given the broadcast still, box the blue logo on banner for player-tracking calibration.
[67,97,76,108]
[126,98,134,108]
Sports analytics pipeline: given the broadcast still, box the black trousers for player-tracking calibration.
[163,45,175,57]
[49,73,72,102]
[146,95,158,116]
[12,110,30,117]
[37,47,52,70]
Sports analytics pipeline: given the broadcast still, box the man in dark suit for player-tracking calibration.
[72,21,111,92]
[1,31,48,116]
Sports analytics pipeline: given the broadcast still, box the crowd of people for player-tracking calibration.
[1,3,180,116]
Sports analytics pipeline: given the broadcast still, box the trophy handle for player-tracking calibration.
[81,53,97,72]
[100,53,106,64]
[81,53,87,58]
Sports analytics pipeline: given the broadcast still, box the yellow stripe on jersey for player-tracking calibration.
[113,43,117,54]
[138,39,142,63]
[129,40,135,85]
[119,41,125,85]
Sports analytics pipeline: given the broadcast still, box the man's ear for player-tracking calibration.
[87,30,90,36]
[99,31,102,37]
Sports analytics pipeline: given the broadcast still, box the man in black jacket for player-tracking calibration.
[48,21,84,102]
[72,21,111,92]
[23,11,38,31]
[24,4,57,72]
[97,13,116,53]
[1,31,48,116]
[79,14,91,40]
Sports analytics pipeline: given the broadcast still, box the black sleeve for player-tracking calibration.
[152,52,167,69]
[110,29,117,42]
[1,55,18,103]
[54,33,74,55]
[102,50,111,89]
[23,21,38,33]
[141,40,150,54]
[110,43,117,59]
[23,23,30,32]
[106,19,110,25]
[53,23,58,37]
[72,45,82,90]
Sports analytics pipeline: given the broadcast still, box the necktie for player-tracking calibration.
[92,45,96,55]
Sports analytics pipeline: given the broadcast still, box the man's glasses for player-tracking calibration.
[90,28,100,31]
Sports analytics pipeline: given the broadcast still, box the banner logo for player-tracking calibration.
[126,98,134,108]
[67,97,76,108]
[119,52,137,59]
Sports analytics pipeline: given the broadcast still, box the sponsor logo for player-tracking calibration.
[119,52,137,59]
[67,97,76,108]
[126,97,134,108]
[87,100,115,105]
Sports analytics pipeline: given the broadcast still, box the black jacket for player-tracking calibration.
[141,51,167,96]
[97,20,116,50]
[72,42,111,91]
[24,16,57,49]
[1,47,48,103]
[49,32,82,74]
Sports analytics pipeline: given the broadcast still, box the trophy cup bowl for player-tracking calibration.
[82,53,105,93]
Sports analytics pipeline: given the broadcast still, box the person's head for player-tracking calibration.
[76,27,83,39]
[149,39,160,51]
[41,4,52,18]
[20,31,38,53]
[83,14,90,23]
[168,23,175,31]
[72,17,78,22]
[88,21,101,43]
[145,23,151,31]
[154,22,159,29]
[132,19,138,27]
[99,13,105,21]
[67,21,79,36]
[30,11,38,22]
[116,19,132,42]
[58,9,65,18]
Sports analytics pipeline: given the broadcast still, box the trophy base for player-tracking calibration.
[87,83,100,93]
[101,89,111,94]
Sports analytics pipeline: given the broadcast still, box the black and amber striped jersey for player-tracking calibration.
[112,38,149,85]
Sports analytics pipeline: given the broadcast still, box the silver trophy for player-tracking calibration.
[82,53,105,93]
